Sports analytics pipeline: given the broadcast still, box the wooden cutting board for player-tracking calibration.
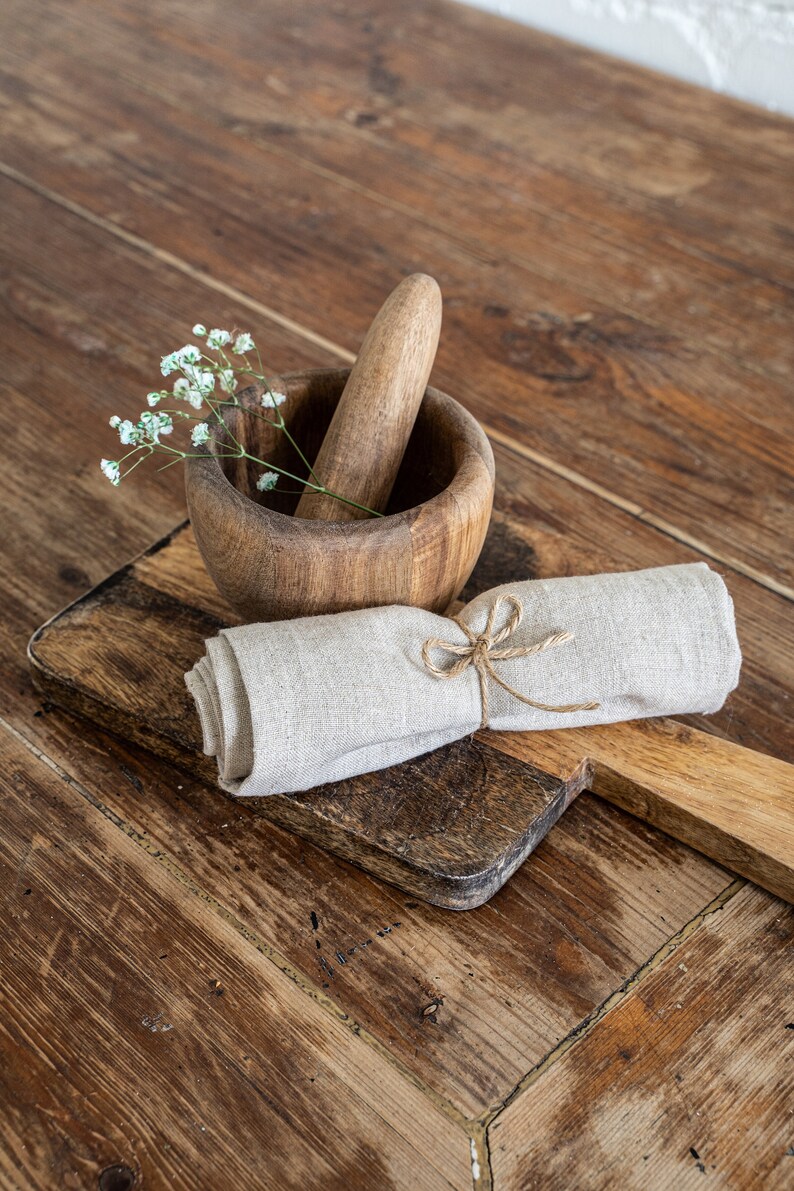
[28,523,794,909]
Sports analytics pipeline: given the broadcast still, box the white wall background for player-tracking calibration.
[460,0,794,114]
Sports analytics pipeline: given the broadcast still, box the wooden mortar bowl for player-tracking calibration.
[184,367,495,622]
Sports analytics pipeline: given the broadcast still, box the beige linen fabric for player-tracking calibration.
[185,563,741,797]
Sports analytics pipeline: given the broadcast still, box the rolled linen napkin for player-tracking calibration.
[185,562,741,797]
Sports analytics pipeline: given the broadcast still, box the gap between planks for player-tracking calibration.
[0,710,748,1150]
[0,715,475,1140]
[468,876,746,1186]
[1,161,790,604]
[7,19,792,393]
[479,875,745,1130]
[0,158,779,1168]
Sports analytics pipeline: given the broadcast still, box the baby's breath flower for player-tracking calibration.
[139,411,174,443]
[183,365,215,393]
[100,459,120,486]
[102,323,374,514]
[261,390,287,410]
[160,352,179,376]
[177,344,202,366]
[177,366,215,409]
[110,415,143,445]
[219,368,237,394]
[117,418,143,446]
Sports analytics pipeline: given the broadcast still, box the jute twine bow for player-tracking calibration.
[421,593,600,730]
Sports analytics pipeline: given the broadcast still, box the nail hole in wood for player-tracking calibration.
[98,1165,135,1191]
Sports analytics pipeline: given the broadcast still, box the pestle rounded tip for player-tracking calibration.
[294,273,444,521]
[393,273,443,336]
[401,272,442,305]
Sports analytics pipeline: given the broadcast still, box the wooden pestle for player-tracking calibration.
[294,274,442,520]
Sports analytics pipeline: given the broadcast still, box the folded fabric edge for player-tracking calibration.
[703,566,743,710]
[185,664,218,757]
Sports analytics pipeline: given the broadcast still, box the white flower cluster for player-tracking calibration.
[261,390,287,410]
[108,411,174,445]
[160,343,201,376]
[101,322,302,496]
[191,324,256,357]
[256,471,279,492]
[153,330,254,412]
[100,459,120,486]
[176,372,215,409]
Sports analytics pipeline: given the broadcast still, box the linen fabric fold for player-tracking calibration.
[185,562,741,797]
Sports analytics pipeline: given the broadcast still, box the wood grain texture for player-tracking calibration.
[495,719,794,904]
[6,702,734,1122]
[0,180,749,1119]
[0,6,791,1173]
[0,172,787,765]
[0,728,470,1191]
[184,369,494,622]
[26,527,575,910]
[0,0,792,589]
[28,521,794,904]
[294,273,442,519]
[1,172,790,1119]
[489,885,794,1189]
[8,0,792,371]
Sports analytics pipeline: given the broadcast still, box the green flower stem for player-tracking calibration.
[276,413,321,484]
[197,357,323,490]
[118,443,147,465]
[234,346,324,488]
[120,450,152,480]
[244,401,320,486]
[150,437,381,516]
[108,335,379,516]
[154,449,238,473]
[212,392,382,516]
[239,451,382,517]
[203,391,246,454]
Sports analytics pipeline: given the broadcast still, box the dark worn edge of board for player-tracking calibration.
[27,523,589,910]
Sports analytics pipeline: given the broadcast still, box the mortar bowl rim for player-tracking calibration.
[185,365,495,533]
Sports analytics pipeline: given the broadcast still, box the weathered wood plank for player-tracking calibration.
[7,0,794,371]
[0,180,788,1118]
[0,17,792,589]
[0,725,471,1190]
[0,0,791,1177]
[27,520,794,904]
[495,718,794,903]
[488,885,794,1189]
[1,176,790,763]
[8,699,737,1122]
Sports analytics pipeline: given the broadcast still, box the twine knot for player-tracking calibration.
[421,593,600,729]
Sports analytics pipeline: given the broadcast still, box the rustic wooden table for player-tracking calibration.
[1,2,792,1188]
